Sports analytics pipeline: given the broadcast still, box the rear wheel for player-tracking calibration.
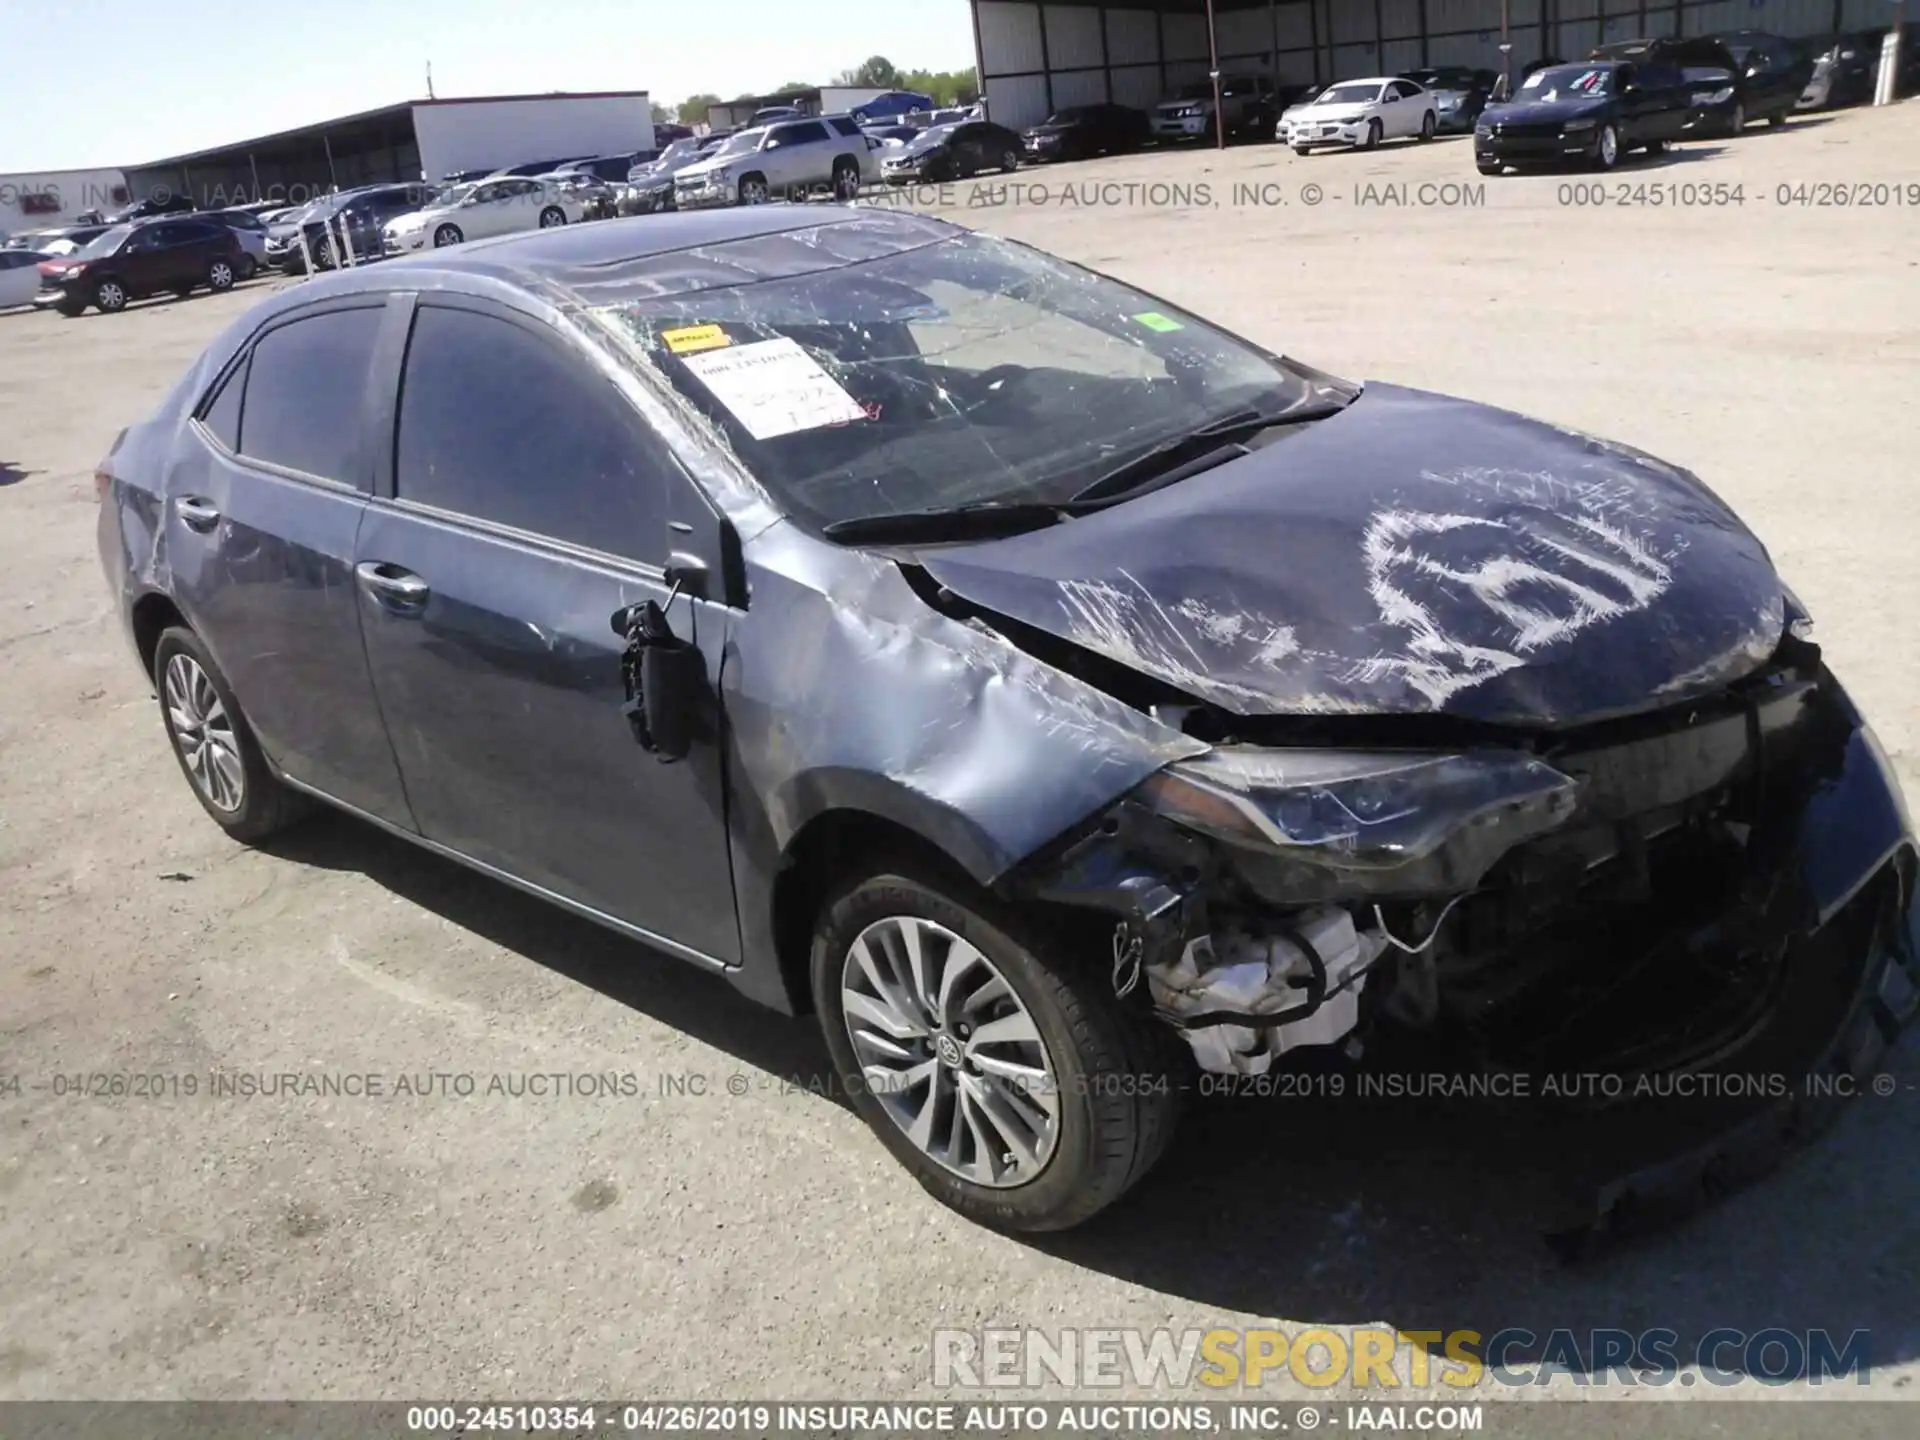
[1767,110,1787,129]
[152,627,309,843]
[811,865,1182,1232]
[1477,159,1503,175]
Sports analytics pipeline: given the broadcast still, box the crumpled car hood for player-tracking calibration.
[915,383,1785,728]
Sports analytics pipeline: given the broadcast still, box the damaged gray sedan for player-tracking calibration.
[99,205,1920,1233]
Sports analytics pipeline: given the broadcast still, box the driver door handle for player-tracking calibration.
[355,561,431,610]
[173,496,221,532]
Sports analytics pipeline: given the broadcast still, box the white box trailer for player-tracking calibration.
[411,93,656,180]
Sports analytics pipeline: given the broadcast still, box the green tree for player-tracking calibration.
[677,93,721,124]
[834,55,902,88]
[650,101,672,123]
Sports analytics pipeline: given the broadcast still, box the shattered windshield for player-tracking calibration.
[592,226,1322,535]
[1521,66,1616,99]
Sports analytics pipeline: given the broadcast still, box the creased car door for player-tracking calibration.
[166,297,416,826]
[354,295,742,967]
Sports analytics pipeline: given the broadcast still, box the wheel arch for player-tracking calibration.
[130,589,189,681]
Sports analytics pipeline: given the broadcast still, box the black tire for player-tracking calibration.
[1589,122,1620,171]
[1293,145,1312,157]
[1419,110,1437,141]
[238,255,258,280]
[171,285,195,300]
[432,223,463,248]
[811,866,1182,1232]
[538,205,567,228]
[738,173,770,204]
[93,277,128,313]
[152,627,309,844]
[55,296,86,317]
[1363,118,1382,150]
[1767,110,1787,129]
[999,147,1020,173]
[206,257,235,292]
[1644,138,1668,156]
[1725,102,1746,134]
[1477,159,1503,175]
[831,157,862,200]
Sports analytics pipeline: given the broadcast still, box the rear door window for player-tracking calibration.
[237,306,385,486]
[393,304,665,562]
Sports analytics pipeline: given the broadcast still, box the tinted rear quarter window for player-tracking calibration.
[238,307,385,486]
[394,305,663,562]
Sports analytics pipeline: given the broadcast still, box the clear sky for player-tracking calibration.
[3,0,978,172]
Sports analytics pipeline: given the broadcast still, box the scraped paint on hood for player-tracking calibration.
[915,383,1785,728]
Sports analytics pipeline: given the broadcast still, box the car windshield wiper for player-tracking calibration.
[1067,399,1351,508]
[821,500,1067,545]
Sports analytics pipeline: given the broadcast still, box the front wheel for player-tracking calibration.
[999,147,1020,173]
[1726,102,1746,134]
[1419,111,1436,141]
[94,278,128,313]
[738,174,770,204]
[1589,123,1620,171]
[831,158,862,200]
[811,867,1181,1232]
[206,258,235,292]
[1293,144,1312,156]
[432,223,463,248]
[55,296,86,316]
[152,628,309,843]
[1362,118,1382,150]
[538,205,566,228]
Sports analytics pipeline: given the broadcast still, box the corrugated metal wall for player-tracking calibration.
[976,0,1886,132]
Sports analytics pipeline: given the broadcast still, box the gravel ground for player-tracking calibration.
[2,102,1917,1423]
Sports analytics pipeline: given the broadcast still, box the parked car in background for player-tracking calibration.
[4,223,111,254]
[1798,32,1881,109]
[1476,60,1691,173]
[881,120,1025,184]
[438,168,497,185]
[288,184,442,271]
[490,156,596,178]
[99,204,1918,1236]
[1283,77,1439,152]
[0,250,52,309]
[204,208,270,279]
[851,90,938,124]
[1020,103,1151,162]
[36,217,242,315]
[552,152,659,184]
[653,122,695,145]
[1592,36,1804,130]
[538,170,617,221]
[382,175,594,253]
[861,125,922,154]
[673,117,878,207]
[1702,31,1814,129]
[1152,76,1279,143]
[619,135,729,214]
[1399,66,1498,131]
[751,106,806,125]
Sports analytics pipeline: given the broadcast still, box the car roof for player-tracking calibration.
[258,204,960,309]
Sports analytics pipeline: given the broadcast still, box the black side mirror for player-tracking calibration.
[611,589,706,763]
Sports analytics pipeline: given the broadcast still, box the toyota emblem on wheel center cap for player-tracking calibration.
[936,1033,964,1068]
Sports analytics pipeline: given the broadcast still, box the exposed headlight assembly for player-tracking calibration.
[1137,748,1581,900]
[1707,86,1735,104]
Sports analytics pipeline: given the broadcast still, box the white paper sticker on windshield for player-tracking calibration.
[679,337,869,440]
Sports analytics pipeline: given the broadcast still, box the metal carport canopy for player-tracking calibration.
[969,0,1883,133]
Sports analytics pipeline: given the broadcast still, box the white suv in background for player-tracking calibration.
[673,115,880,208]
[382,176,593,253]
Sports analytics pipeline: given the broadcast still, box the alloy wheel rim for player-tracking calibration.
[435,226,459,247]
[164,654,244,813]
[100,282,124,308]
[211,263,231,286]
[1601,127,1617,164]
[840,915,1059,1188]
[541,208,563,227]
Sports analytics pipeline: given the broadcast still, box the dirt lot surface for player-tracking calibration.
[3,104,1918,1421]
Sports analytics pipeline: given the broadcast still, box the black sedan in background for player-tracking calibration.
[618,135,728,215]
[1592,35,1808,130]
[95,204,1920,1237]
[1476,60,1692,173]
[881,120,1025,184]
[1020,103,1151,162]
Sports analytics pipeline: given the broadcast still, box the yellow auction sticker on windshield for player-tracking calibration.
[1132,311,1185,333]
[662,324,730,355]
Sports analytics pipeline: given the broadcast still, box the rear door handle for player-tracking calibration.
[174,496,221,532]
[355,561,431,610]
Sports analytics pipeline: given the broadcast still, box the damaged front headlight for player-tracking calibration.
[1137,748,1581,900]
